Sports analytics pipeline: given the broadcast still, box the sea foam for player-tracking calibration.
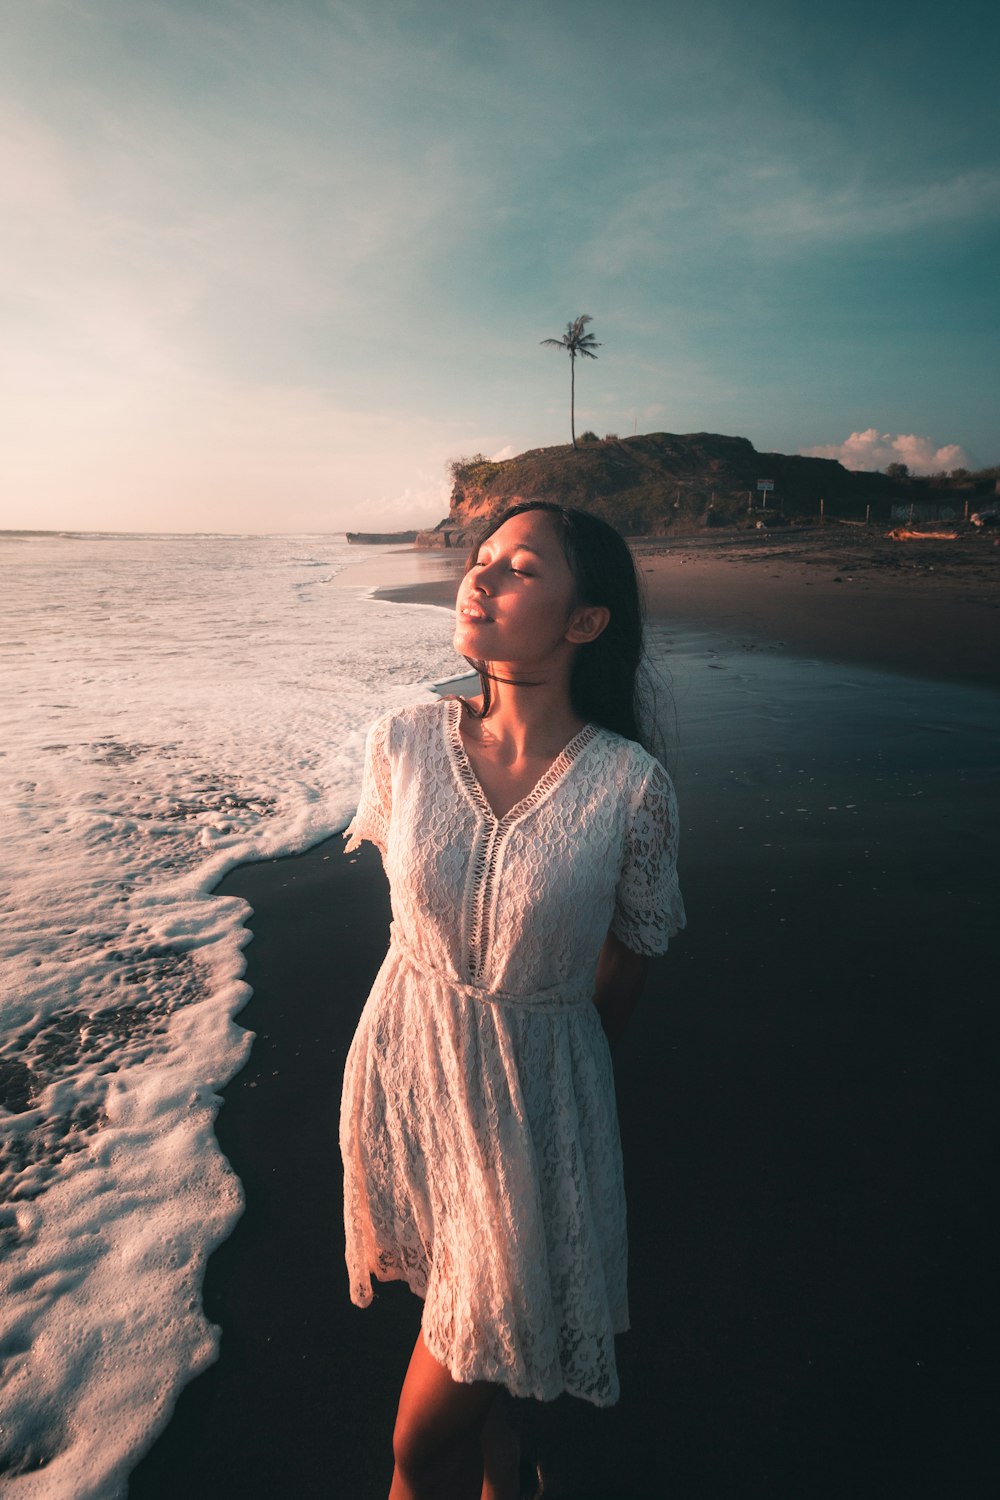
[0,533,457,1497]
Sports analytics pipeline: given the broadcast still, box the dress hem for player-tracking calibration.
[352,1261,629,1408]
[421,1317,629,1409]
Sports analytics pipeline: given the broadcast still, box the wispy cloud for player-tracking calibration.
[579,155,1000,286]
[734,167,1000,245]
[803,429,970,474]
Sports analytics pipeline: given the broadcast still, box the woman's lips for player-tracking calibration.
[458,602,492,622]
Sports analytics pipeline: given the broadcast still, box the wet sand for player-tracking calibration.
[129,537,1000,1499]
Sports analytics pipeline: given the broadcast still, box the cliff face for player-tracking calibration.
[443,431,901,537]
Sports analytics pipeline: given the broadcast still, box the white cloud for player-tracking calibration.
[802,429,970,474]
[353,475,452,530]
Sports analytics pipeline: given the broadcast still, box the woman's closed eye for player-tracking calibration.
[472,557,533,577]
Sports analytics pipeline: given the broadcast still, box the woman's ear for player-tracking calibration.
[566,603,610,645]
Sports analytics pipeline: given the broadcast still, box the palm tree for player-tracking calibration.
[541,314,601,448]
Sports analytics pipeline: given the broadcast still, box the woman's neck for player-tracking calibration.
[466,663,584,762]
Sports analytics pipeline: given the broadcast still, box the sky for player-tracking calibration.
[1,0,998,533]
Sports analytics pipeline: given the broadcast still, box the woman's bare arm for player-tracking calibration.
[592,929,650,1048]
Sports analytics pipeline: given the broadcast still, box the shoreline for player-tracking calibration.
[372,529,1000,690]
[128,542,999,1499]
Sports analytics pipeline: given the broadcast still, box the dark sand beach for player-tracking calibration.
[129,531,1000,1499]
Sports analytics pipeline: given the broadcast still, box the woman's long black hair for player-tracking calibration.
[461,500,661,753]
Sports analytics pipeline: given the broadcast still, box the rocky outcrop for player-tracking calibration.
[436,432,912,538]
[414,525,468,549]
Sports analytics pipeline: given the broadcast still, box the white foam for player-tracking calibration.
[0,533,457,1496]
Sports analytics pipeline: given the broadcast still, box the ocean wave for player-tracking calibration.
[0,533,456,1496]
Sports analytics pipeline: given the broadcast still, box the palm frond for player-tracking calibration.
[541,314,601,359]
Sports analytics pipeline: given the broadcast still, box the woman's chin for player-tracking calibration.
[453,622,489,655]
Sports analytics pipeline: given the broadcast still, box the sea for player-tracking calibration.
[0,532,461,1499]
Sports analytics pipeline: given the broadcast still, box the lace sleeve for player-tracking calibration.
[611,759,686,956]
[343,711,394,855]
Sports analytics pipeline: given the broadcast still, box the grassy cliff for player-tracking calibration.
[435,432,989,540]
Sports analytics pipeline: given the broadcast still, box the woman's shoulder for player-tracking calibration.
[367,697,448,749]
[591,724,666,786]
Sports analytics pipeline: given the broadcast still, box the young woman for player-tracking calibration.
[341,502,685,1499]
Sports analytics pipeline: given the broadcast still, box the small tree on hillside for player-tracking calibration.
[541,314,601,448]
[885,461,910,479]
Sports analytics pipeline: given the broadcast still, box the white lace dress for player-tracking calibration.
[340,698,684,1406]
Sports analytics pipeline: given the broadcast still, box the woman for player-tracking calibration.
[341,501,685,1499]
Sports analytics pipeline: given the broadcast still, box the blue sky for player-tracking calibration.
[2,0,997,532]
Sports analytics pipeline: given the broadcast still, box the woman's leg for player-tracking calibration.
[478,1393,522,1500]
[389,1330,509,1500]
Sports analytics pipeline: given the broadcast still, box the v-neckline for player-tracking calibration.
[444,697,597,826]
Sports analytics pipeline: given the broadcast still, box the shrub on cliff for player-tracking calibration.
[448,453,505,491]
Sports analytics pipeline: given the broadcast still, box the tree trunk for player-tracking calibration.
[570,353,576,448]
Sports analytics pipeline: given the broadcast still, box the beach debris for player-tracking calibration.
[886,528,959,541]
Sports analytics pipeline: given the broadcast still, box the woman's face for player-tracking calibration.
[453,510,582,666]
